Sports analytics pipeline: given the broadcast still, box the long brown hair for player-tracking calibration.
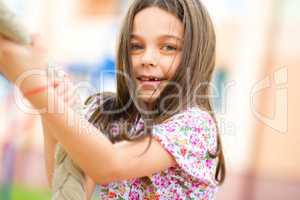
[85,0,225,185]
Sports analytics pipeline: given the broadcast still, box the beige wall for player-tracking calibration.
[254,24,300,180]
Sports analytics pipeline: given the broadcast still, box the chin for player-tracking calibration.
[137,92,160,103]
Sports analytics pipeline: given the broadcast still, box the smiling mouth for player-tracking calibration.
[136,76,166,82]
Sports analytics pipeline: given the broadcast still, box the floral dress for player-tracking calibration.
[84,96,219,200]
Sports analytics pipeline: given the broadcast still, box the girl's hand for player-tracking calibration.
[0,34,48,84]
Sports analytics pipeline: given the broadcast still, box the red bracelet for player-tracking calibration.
[24,81,60,98]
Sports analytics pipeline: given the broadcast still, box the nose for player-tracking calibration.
[141,47,158,67]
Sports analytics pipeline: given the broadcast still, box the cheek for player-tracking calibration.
[161,54,182,79]
[130,56,139,76]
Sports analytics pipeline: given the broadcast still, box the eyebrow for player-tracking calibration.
[130,33,183,41]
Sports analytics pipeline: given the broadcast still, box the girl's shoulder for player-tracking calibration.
[160,105,215,125]
[149,106,219,187]
[151,105,218,150]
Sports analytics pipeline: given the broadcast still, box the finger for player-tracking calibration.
[60,85,71,100]
[56,82,65,96]
[64,83,75,102]
[57,81,70,97]
[0,35,7,43]
[59,79,74,101]
[0,35,14,44]
[0,35,20,49]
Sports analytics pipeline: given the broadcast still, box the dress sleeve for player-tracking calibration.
[152,107,218,184]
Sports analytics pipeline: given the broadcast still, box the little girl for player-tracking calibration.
[0,0,225,199]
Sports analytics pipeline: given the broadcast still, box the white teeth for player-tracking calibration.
[139,76,161,81]
[140,77,150,81]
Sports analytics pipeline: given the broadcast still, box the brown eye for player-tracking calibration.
[129,43,143,51]
[161,45,178,51]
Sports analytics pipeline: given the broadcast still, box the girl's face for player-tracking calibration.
[130,7,183,104]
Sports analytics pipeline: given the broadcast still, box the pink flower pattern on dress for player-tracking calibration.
[84,96,219,200]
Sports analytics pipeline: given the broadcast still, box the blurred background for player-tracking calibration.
[0,0,299,199]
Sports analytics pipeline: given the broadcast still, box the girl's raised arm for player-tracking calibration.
[0,36,177,184]
[40,73,75,187]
